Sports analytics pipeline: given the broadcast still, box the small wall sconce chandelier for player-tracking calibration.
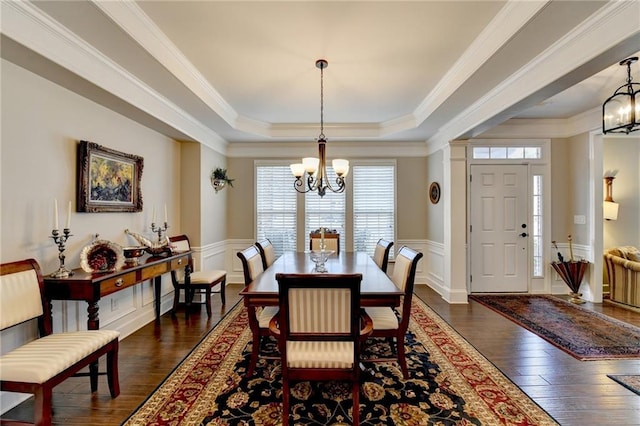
[602,57,639,134]
[290,59,349,197]
[603,175,619,221]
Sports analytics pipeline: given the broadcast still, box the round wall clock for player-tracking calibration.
[429,182,441,204]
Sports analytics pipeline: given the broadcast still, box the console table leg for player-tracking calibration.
[87,301,99,330]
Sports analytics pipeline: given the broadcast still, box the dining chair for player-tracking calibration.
[372,238,394,273]
[363,245,423,379]
[255,238,277,270]
[309,231,340,253]
[237,245,279,376]
[168,234,226,317]
[270,272,372,426]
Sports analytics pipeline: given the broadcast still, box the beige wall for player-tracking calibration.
[0,59,182,271]
[550,134,590,246]
[226,156,429,242]
[603,136,640,249]
[425,150,444,243]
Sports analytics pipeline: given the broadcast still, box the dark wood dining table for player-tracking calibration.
[240,251,402,308]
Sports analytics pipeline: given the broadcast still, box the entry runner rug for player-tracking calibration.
[469,294,640,360]
[607,375,640,396]
[123,298,557,425]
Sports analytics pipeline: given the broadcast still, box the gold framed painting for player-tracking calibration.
[77,140,143,212]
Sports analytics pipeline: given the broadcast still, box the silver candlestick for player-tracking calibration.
[50,228,74,278]
[151,221,169,244]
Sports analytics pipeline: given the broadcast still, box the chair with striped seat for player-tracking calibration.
[169,234,226,317]
[270,272,372,426]
[372,238,394,273]
[364,245,423,379]
[237,245,279,376]
[0,258,120,425]
[255,238,277,270]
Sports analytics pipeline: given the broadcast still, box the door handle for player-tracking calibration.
[520,232,529,237]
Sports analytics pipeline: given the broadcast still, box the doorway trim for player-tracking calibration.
[466,139,552,294]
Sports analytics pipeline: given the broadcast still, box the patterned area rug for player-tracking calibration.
[123,298,557,425]
[469,295,640,360]
[607,375,640,396]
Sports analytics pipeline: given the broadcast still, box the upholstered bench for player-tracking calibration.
[0,258,120,426]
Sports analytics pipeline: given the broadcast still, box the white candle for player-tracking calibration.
[66,201,71,229]
[53,198,59,230]
[164,204,168,223]
[152,206,156,224]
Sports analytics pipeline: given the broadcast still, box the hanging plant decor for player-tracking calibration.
[210,168,234,193]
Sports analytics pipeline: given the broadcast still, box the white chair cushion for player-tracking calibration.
[286,341,354,368]
[0,269,43,329]
[365,307,399,330]
[258,306,279,328]
[263,244,276,267]
[0,330,119,384]
[373,244,386,269]
[176,270,226,285]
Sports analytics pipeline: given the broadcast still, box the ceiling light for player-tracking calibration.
[290,59,348,197]
[602,57,639,134]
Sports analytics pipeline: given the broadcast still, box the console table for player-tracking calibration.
[44,251,192,330]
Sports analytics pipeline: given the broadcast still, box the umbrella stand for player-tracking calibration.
[551,260,590,304]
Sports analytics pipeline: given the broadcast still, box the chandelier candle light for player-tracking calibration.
[290,59,349,197]
[50,198,73,278]
[602,56,639,134]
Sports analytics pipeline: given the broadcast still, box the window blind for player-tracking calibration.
[256,165,297,255]
[353,165,395,256]
[304,166,346,250]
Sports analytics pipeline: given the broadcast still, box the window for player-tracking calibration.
[532,175,543,277]
[304,167,346,250]
[472,146,541,159]
[256,165,297,255]
[353,165,395,256]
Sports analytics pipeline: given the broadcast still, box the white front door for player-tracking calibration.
[470,165,529,292]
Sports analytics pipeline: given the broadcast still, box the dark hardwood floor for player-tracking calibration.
[4,284,640,425]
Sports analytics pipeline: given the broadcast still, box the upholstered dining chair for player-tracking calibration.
[363,245,423,379]
[372,239,394,273]
[255,238,277,270]
[270,272,372,426]
[237,245,279,376]
[168,234,226,317]
[309,231,340,253]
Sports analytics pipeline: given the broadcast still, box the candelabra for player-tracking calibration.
[50,228,74,278]
[151,221,169,244]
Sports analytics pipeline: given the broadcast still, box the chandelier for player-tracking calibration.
[290,59,349,197]
[602,56,639,134]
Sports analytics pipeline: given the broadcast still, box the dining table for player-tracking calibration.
[239,250,403,308]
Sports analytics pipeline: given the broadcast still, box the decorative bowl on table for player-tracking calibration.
[122,246,146,265]
[309,250,335,273]
[80,240,125,273]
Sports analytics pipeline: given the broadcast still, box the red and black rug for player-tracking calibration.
[469,294,640,360]
[124,298,557,425]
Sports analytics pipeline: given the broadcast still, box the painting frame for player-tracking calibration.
[77,140,143,213]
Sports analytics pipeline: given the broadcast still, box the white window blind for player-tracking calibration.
[256,165,297,255]
[353,165,395,256]
[304,167,346,250]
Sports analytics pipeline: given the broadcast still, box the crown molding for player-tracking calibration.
[226,140,428,159]
[427,0,640,151]
[1,1,228,154]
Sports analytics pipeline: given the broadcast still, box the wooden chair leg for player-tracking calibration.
[205,287,212,317]
[282,375,290,426]
[352,381,360,426]
[220,277,226,305]
[34,386,52,426]
[172,287,180,316]
[396,335,409,379]
[246,307,260,376]
[107,343,120,398]
[89,361,99,392]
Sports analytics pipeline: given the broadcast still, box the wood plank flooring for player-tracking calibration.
[4,284,639,425]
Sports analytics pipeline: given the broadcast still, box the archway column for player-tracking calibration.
[442,141,468,303]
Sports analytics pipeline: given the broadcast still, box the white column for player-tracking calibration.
[443,141,469,303]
